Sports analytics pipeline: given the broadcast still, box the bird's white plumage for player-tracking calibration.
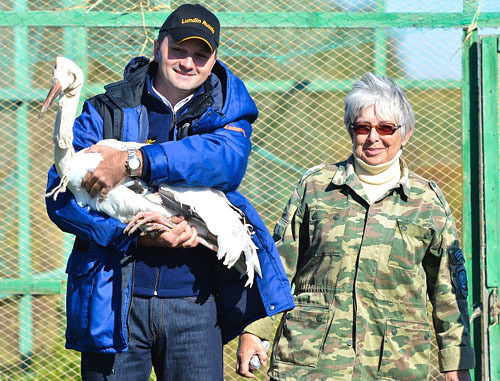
[45,56,261,286]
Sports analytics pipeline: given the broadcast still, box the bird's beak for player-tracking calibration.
[38,79,62,122]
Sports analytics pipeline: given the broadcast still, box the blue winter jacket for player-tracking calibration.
[45,57,294,353]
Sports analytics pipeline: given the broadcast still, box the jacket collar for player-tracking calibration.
[331,155,411,200]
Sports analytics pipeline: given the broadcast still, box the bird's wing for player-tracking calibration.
[158,187,218,246]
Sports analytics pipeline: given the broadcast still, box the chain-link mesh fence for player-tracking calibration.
[1,0,499,380]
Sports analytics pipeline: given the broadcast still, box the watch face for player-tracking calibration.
[129,157,141,170]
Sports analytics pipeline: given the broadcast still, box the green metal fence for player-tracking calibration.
[1,0,500,380]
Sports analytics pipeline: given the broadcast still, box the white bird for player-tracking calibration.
[40,56,261,286]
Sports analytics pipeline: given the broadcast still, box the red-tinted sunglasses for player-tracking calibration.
[351,122,401,136]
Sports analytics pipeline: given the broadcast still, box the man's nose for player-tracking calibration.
[179,55,195,70]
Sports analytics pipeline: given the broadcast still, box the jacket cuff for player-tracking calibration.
[110,227,138,256]
[439,346,476,371]
[140,144,168,185]
[243,316,276,340]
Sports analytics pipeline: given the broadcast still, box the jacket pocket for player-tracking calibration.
[389,219,433,271]
[308,207,346,255]
[273,305,331,367]
[377,319,432,380]
[65,248,118,351]
[65,247,102,277]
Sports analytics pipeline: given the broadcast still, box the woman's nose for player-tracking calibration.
[367,126,380,141]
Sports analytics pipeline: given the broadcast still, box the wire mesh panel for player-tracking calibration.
[1,0,498,380]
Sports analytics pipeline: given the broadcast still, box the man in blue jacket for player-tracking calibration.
[45,4,294,380]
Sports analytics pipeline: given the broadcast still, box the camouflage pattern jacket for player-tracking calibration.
[245,157,475,380]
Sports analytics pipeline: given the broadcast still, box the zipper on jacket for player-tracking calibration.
[153,267,160,296]
[169,114,177,141]
[126,261,136,340]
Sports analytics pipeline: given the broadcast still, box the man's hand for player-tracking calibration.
[444,370,471,381]
[81,145,132,201]
[127,212,201,249]
[236,332,268,378]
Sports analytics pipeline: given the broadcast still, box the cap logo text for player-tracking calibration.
[181,18,215,34]
[182,18,201,24]
[202,20,215,34]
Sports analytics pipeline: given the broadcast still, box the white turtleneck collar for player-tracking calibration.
[353,150,402,203]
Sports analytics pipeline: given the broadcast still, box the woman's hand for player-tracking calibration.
[444,370,471,381]
[236,332,268,378]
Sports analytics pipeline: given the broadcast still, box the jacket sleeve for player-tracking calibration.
[244,180,307,339]
[45,100,136,255]
[423,210,475,371]
[140,118,251,192]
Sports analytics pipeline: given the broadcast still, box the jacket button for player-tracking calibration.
[347,339,352,346]
[424,332,431,340]
[316,315,323,323]
[208,111,212,116]
[400,225,407,231]
[392,328,397,335]
[333,214,340,220]
[424,233,430,239]
[269,305,275,311]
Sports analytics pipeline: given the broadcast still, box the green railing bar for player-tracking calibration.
[0,78,463,103]
[0,279,66,295]
[253,146,304,174]
[1,11,500,28]
[461,27,481,380]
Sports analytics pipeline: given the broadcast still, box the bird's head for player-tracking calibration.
[38,56,84,121]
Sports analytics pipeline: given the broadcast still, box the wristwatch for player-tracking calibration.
[126,148,141,177]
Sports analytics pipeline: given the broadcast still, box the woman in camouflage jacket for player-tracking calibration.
[237,73,475,381]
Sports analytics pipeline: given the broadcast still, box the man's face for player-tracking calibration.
[154,35,217,99]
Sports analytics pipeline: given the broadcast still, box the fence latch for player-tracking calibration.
[489,288,499,328]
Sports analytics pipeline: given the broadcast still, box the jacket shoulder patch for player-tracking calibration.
[224,124,246,137]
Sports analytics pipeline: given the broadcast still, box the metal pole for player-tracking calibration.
[14,0,33,367]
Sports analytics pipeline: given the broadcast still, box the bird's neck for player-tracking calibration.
[53,91,80,177]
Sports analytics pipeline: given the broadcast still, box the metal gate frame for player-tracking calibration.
[479,34,500,380]
[1,1,500,379]
[462,31,500,380]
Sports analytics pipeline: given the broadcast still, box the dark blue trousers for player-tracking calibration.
[81,295,223,381]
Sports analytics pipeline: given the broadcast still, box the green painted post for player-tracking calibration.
[481,35,500,380]
[461,27,481,380]
[14,0,33,367]
[374,0,388,76]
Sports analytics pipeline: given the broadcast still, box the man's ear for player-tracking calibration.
[154,39,160,62]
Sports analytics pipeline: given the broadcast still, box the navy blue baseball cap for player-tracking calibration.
[158,4,220,53]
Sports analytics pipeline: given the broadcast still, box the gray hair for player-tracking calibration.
[344,72,415,142]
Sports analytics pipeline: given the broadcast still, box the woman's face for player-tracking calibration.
[353,105,411,166]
